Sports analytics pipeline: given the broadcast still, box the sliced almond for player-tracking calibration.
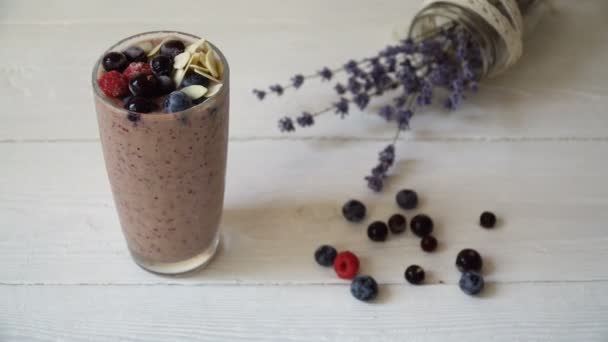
[189,64,210,73]
[173,51,191,69]
[173,68,186,87]
[147,37,172,57]
[204,83,223,97]
[205,49,221,78]
[138,41,154,53]
[193,68,221,83]
[185,38,206,54]
[201,41,211,53]
[181,85,208,99]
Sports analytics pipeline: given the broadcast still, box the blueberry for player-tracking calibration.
[123,46,147,63]
[396,189,418,210]
[404,265,425,284]
[480,211,496,229]
[102,52,128,72]
[160,40,185,59]
[410,214,433,237]
[455,248,483,272]
[459,271,484,295]
[367,221,388,242]
[181,72,211,88]
[124,96,157,113]
[388,214,406,234]
[150,55,173,76]
[126,112,141,122]
[350,275,378,301]
[314,245,337,267]
[342,200,366,222]
[129,73,159,97]
[157,75,176,95]
[420,235,438,252]
[163,91,193,113]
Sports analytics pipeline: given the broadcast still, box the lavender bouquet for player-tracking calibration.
[253,0,545,192]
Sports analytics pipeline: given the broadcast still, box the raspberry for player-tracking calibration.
[333,251,359,279]
[123,62,152,81]
[98,71,128,98]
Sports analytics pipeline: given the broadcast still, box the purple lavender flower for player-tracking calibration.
[378,105,394,121]
[347,78,362,94]
[270,84,284,96]
[354,93,370,110]
[372,163,389,178]
[278,117,295,132]
[334,98,349,118]
[291,74,305,89]
[393,95,407,107]
[396,109,413,130]
[318,67,333,81]
[379,145,395,165]
[296,112,315,127]
[334,83,346,95]
[401,38,416,54]
[344,60,360,75]
[253,89,266,100]
[365,175,384,192]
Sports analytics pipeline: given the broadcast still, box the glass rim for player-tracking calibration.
[92,30,229,118]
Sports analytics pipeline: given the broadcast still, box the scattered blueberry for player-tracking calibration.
[459,271,484,295]
[388,214,406,234]
[102,52,128,72]
[181,72,211,88]
[404,265,425,285]
[396,189,418,210]
[160,40,185,59]
[480,211,497,229]
[129,73,159,97]
[163,91,193,113]
[157,75,176,95]
[410,214,434,237]
[367,221,388,242]
[420,235,438,252]
[123,46,147,63]
[124,96,157,113]
[314,245,337,267]
[150,55,173,76]
[342,200,366,222]
[126,112,141,123]
[350,275,379,301]
[455,248,483,272]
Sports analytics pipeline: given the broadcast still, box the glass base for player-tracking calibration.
[131,234,220,275]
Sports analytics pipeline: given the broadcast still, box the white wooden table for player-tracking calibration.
[2,1,608,341]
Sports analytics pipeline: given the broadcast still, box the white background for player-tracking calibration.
[1,0,607,341]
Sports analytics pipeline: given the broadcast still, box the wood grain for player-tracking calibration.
[1,283,607,341]
[2,140,607,285]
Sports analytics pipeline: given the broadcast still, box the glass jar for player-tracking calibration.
[408,0,548,78]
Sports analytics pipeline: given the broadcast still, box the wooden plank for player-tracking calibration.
[0,1,607,140]
[1,140,607,284]
[1,282,607,341]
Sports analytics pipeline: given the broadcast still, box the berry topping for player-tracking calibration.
[420,235,438,252]
[410,214,434,237]
[123,46,147,63]
[480,211,497,228]
[124,96,157,113]
[333,251,359,279]
[157,75,176,95]
[163,91,193,113]
[128,73,159,97]
[459,271,484,295]
[342,199,366,222]
[396,189,418,210]
[388,214,406,234]
[102,51,129,72]
[98,71,129,97]
[404,265,425,284]
[150,55,173,76]
[160,40,185,58]
[455,248,483,272]
[123,62,152,81]
[350,275,378,301]
[367,221,388,242]
[181,72,211,88]
[314,245,337,267]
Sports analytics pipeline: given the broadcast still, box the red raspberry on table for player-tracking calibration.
[333,251,360,279]
[98,71,128,97]
[122,62,152,81]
